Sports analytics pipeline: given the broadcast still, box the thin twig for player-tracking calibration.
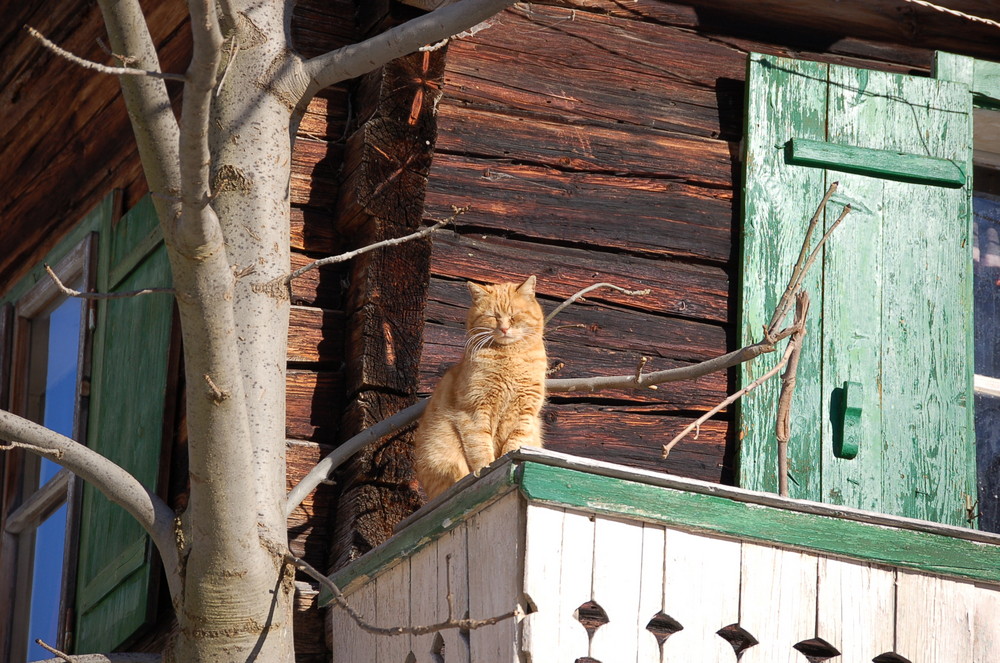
[901,0,1000,29]
[26,26,186,81]
[215,37,239,97]
[45,265,173,300]
[285,553,518,635]
[767,182,837,332]
[662,337,798,458]
[1,439,64,459]
[775,292,810,497]
[544,282,651,324]
[35,639,76,662]
[286,207,466,284]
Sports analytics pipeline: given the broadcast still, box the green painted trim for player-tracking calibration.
[75,539,147,612]
[786,138,967,188]
[319,464,519,606]
[935,51,1000,107]
[518,463,1000,585]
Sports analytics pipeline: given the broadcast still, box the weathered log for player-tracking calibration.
[428,231,729,321]
[331,41,448,569]
[423,154,733,262]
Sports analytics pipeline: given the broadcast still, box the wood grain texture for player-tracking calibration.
[815,557,894,660]
[738,544,818,663]
[895,571,977,663]
[661,529,741,661]
[423,155,734,263]
[467,492,523,663]
[590,516,644,661]
[521,505,565,661]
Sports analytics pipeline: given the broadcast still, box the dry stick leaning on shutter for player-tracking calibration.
[286,183,851,513]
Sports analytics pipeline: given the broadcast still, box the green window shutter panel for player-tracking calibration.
[739,53,976,527]
[75,196,173,653]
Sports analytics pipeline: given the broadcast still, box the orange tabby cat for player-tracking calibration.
[414,275,547,499]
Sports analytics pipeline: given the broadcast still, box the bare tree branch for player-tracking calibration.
[286,208,466,285]
[44,264,173,299]
[775,292,810,497]
[0,410,181,601]
[302,0,517,99]
[544,282,651,325]
[24,26,186,81]
[286,553,519,635]
[662,341,796,459]
[95,0,182,215]
[33,646,160,663]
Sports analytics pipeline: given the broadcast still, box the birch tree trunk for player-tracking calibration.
[42,0,516,661]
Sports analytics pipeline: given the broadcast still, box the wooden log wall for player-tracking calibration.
[419,0,947,484]
[326,3,447,572]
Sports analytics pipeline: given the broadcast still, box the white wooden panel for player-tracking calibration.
[590,516,645,663]
[661,529,741,663]
[973,584,1000,662]
[558,509,596,663]
[896,572,976,663]
[467,492,523,663]
[739,543,818,663]
[436,523,471,663]
[409,539,439,662]
[376,560,412,662]
[522,505,565,660]
[330,581,376,663]
[636,524,665,662]
[816,557,894,662]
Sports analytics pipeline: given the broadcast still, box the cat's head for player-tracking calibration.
[465,275,544,350]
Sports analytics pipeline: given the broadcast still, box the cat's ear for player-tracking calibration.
[516,275,537,297]
[467,281,489,303]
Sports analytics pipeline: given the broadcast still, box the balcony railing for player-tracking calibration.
[325,448,1000,663]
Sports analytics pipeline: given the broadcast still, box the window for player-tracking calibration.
[0,194,176,659]
[738,53,977,528]
[0,236,94,662]
[972,109,1000,531]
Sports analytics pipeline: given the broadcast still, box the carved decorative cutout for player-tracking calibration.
[431,632,445,663]
[573,600,610,638]
[645,611,684,646]
[717,623,759,659]
[794,638,841,662]
[574,658,602,663]
[872,654,913,663]
[404,653,416,663]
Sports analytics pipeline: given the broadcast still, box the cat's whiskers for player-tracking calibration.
[464,327,494,356]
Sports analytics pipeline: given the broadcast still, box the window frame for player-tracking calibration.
[0,234,96,662]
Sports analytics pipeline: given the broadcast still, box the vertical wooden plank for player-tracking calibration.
[559,510,595,663]
[973,584,1000,661]
[636,524,665,662]
[875,73,974,526]
[896,572,976,662]
[815,557,894,660]
[467,492,523,663]
[330,582,376,663]
[521,504,565,661]
[376,560,412,662]
[739,53,828,500]
[820,63,886,513]
[437,522,471,663]
[661,529,741,662]
[409,539,438,661]
[739,543,818,663]
[590,516,644,662]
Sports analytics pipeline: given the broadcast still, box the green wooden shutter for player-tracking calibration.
[739,53,976,527]
[74,196,174,652]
